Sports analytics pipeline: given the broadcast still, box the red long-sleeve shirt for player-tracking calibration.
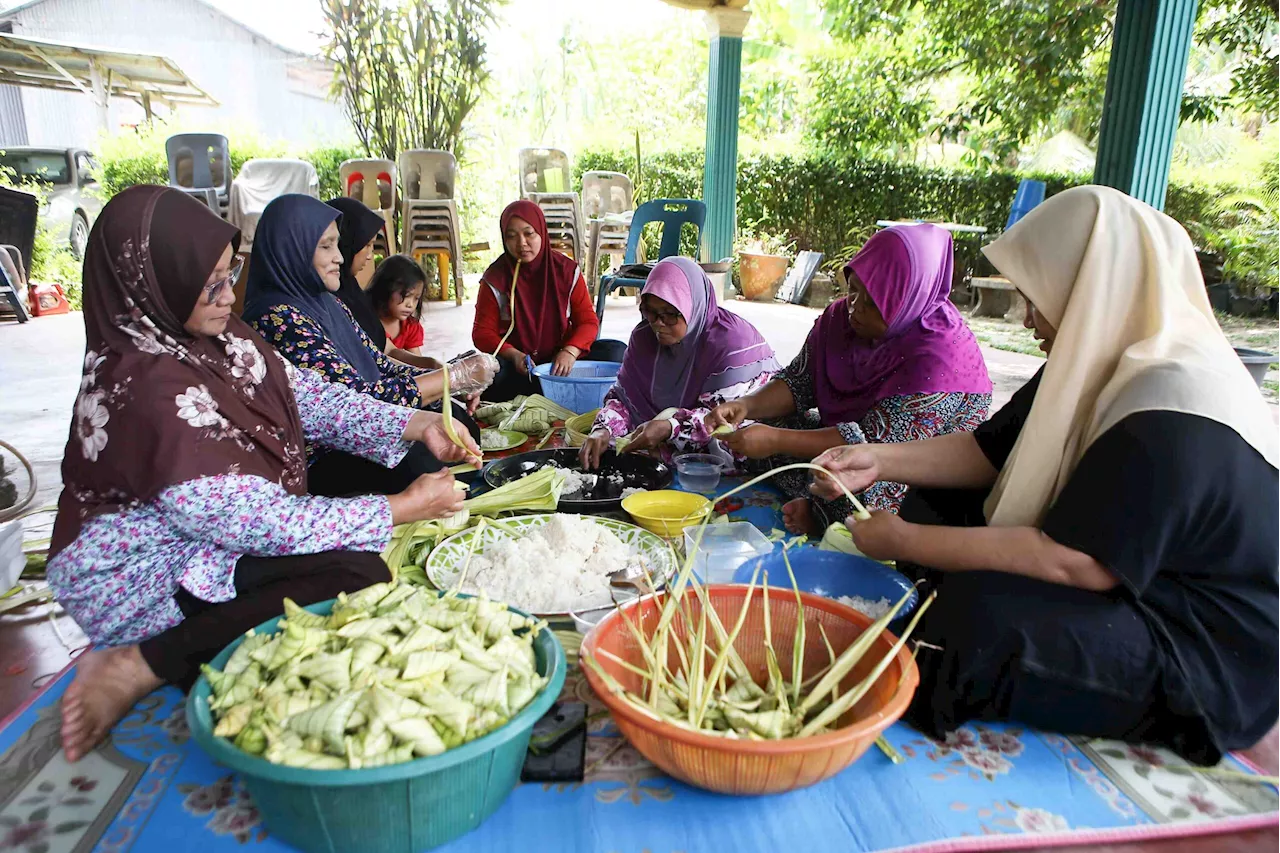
[472,271,600,361]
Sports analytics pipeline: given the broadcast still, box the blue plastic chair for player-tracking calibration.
[595,198,706,320]
[1005,179,1046,230]
[165,133,231,213]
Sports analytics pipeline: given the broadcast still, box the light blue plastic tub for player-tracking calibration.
[533,360,621,414]
[186,597,566,853]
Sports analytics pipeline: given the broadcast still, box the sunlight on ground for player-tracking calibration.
[964,314,1279,402]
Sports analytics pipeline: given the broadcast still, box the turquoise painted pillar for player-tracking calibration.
[702,8,750,262]
[1093,0,1198,211]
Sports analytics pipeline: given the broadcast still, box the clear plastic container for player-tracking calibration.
[674,453,723,493]
[683,523,773,585]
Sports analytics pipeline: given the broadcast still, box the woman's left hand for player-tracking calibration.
[466,393,481,415]
[551,348,577,377]
[721,424,779,459]
[845,510,911,562]
[404,411,482,467]
[623,419,674,454]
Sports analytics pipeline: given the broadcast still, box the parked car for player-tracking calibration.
[0,147,103,259]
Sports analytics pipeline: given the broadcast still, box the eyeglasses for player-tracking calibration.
[204,257,245,305]
[640,306,683,327]
[846,289,862,317]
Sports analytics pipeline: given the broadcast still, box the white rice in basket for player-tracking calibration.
[460,515,640,612]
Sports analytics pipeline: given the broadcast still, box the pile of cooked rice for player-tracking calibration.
[460,515,641,612]
[837,594,893,618]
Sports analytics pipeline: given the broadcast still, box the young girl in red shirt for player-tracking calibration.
[370,255,428,355]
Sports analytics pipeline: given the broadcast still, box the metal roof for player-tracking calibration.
[0,31,217,110]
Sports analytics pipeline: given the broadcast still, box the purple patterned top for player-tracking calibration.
[47,363,416,646]
[591,371,774,471]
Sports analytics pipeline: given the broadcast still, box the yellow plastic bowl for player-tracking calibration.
[622,490,712,538]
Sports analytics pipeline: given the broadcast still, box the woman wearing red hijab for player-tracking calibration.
[473,200,602,401]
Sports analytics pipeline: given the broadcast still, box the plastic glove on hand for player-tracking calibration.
[448,353,500,395]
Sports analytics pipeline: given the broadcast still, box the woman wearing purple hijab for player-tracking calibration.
[580,257,779,470]
[707,224,991,533]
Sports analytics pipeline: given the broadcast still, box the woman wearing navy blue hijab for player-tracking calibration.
[243,195,494,495]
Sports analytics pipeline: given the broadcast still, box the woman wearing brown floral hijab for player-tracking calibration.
[49,185,479,762]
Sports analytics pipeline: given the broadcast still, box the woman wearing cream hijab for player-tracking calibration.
[812,186,1278,764]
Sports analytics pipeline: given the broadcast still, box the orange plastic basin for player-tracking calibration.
[580,585,920,795]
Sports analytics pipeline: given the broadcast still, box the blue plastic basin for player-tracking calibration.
[732,548,918,617]
[533,360,621,414]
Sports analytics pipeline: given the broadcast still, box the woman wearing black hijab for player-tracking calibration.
[326,197,441,370]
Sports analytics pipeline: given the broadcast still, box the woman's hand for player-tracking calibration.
[448,353,500,395]
[721,424,779,459]
[506,349,530,377]
[622,419,673,454]
[844,511,910,562]
[579,429,612,470]
[465,393,481,415]
[705,401,749,432]
[387,470,466,525]
[403,411,482,468]
[551,348,578,377]
[809,444,881,500]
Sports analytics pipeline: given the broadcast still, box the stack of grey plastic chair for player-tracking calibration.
[399,149,463,305]
[165,133,231,218]
[517,147,584,263]
[581,171,634,294]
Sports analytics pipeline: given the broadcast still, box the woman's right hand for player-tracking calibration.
[579,429,612,471]
[810,445,881,500]
[448,353,500,395]
[507,350,531,378]
[705,401,749,432]
[388,470,466,524]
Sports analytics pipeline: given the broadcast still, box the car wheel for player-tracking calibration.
[70,212,90,260]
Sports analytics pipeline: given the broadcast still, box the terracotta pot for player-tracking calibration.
[738,251,789,301]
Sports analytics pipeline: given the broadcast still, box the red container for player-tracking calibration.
[29,282,70,316]
[581,585,919,795]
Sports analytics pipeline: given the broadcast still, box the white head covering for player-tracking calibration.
[980,185,1278,527]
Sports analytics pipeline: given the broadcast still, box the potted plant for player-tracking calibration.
[735,223,796,301]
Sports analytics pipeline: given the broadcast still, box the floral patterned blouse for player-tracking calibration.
[590,372,775,471]
[769,336,991,522]
[248,299,424,409]
[47,363,416,647]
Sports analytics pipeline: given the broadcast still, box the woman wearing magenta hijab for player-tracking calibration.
[707,223,992,534]
[580,257,779,469]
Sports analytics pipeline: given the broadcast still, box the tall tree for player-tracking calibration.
[322,0,502,160]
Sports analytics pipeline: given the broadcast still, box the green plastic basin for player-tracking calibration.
[186,597,566,853]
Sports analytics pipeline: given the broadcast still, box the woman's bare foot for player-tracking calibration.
[60,645,163,762]
[782,497,822,537]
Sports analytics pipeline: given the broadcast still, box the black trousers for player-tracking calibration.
[896,486,1219,764]
[485,340,620,404]
[306,401,481,498]
[138,550,390,690]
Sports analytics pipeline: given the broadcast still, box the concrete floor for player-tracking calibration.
[0,305,1273,853]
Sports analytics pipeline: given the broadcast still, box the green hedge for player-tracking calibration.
[96,133,361,202]
[576,148,1233,280]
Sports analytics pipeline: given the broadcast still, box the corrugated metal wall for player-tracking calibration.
[0,84,29,145]
[3,0,349,148]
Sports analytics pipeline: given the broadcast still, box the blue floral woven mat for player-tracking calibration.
[1,479,1274,852]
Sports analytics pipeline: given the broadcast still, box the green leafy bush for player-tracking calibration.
[577,147,1241,286]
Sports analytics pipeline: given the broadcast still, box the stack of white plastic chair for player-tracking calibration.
[517,147,583,262]
[399,149,463,306]
[338,158,398,258]
[581,170,634,294]
[228,158,319,251]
